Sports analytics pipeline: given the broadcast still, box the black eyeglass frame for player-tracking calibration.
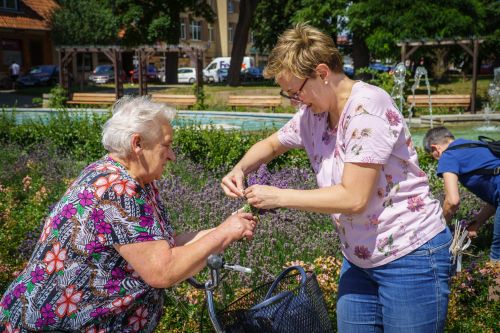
[279,77,309,102]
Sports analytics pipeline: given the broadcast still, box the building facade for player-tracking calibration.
[0,0,58,78]
[178,0,265,68]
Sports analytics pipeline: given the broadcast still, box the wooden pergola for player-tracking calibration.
[397,38,484,113]
[57,42,208,99]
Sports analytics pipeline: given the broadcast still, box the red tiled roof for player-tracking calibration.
[0,0,59,31]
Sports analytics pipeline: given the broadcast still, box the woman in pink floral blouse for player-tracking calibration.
[0,96,256,333]
[221,23,452,332]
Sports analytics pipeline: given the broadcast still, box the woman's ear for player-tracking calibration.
[131,134,142,155]
[315,63,330,81]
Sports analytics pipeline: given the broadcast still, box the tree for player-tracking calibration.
[228,0,260,86]
[51,0,120,45]
[111,0,214,84]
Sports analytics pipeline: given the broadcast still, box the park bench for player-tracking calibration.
[66,93,116,106]
[406,94,471,111]
[227,95,282,112]
[150,94,197,109]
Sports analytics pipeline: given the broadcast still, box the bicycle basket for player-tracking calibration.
[205,266,333,333]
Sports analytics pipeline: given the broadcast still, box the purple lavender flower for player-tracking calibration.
[104,279,120,294]
[78,189,94,207]
[61,203,76,219]
[30,267,45,284]
[91,208,105,223]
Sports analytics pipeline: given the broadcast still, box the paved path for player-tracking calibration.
[0,90,36,107]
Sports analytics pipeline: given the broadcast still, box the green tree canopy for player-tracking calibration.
[51,0,120,45]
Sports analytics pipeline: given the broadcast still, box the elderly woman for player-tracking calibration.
[221,24,452,332]
[0,96,256,332]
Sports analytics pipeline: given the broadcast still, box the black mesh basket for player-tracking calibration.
[202,266,333,333]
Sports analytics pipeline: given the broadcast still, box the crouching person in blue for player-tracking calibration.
[424,127,500,262]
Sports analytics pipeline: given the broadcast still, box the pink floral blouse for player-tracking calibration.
[278,81,445,268]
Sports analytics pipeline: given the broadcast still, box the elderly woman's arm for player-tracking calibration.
[244,162,381,214]
[173,229,215,246]
[114,212,255,288]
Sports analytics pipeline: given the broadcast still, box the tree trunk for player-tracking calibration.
[165,52,178,84]
[352,33,370,80]
[228,0,259,87]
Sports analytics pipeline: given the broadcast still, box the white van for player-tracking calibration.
[203,56,254,82]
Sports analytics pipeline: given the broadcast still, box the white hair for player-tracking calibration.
[102,95,176,158]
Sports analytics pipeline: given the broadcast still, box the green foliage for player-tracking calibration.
[356,67,394,93]
[48,85,68,109]
[192,84,207,110]
[51,0,120,45]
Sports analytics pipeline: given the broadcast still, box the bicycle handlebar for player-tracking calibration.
[186,254,251,290]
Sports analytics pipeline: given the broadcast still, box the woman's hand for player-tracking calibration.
[221,167,245,198]
[244,185,283,209]
[466,220,481,238]
[217,212,257,244]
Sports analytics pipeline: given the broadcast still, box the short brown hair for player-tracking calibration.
[263,23,343,80]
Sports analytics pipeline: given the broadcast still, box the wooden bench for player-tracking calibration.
[150,94,197,109]
[66,93,116,105]
[407,94,470,111]
[227,95,282,112]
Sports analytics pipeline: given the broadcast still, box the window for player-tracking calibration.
[180,22,186,40]
[228,25,233,43]
[208,24,214,41]
[1,0,18,10]
[190,21,201,40]
[228,1,234,13]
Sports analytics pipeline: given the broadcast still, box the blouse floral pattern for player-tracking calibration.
[278,81,445,268]
[0,155,175,332]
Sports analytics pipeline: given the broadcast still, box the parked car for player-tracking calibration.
[177,67,197,83]
[16,65,59,87]
[369,62,393,73]
[130,64,159,83]
[343,64,354,77]
[216,68,229,83]
[241,67,264,81]
[88,64,126,84]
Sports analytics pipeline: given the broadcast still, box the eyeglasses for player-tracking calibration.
[279,78,309,102]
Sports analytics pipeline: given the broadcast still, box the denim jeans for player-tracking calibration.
[337,227,453,333]
[491,205,500,261]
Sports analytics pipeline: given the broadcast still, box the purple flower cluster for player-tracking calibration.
[36,303,56,328]
[158,160,340,288]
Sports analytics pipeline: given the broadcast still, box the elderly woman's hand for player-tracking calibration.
[221,167,245,198]
[217,212,257,243]
[244,185,283,210]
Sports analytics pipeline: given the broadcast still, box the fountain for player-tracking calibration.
[390,62,407,116]
[476,68,499,132]
[407,65,433,128]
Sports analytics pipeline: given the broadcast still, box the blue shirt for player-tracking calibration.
[437,138,500,206]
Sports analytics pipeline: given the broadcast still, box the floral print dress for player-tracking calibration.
[0,155,175,332]
[278,81,445,268]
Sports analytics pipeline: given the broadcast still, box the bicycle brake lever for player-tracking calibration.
[224,264,252,274]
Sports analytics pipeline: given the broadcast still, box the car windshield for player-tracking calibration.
[94,66,113,74]
[29,66,54,74]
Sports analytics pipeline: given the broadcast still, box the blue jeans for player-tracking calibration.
[337,227,452,333]
[491,205,500,261]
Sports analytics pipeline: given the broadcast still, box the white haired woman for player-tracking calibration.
[0,96,256,333]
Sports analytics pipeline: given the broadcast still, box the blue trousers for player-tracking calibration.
[491,205,500,261]
[337,227,452,333]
